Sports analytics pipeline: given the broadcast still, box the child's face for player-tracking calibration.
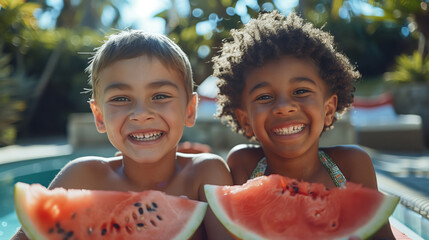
[235,55,337,158]
[90,55,197,163]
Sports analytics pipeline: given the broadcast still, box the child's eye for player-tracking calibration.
[255,94,272,101]
[153,94,171,100]
[293,89,311,95]
[110,96,130,102]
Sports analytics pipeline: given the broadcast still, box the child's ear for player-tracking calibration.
[324,94,338,127]
[89,99,106,133]
[235,108,254,137]
[184,92,198,127]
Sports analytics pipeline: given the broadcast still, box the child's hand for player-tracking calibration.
[177,141,212,154]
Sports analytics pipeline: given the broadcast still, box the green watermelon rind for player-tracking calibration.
[205,184,265,240]
[14,182,45,240]
[348,193,399,240]
[14,182,208,240]
[172,201,208,240]
[204,184,399,240]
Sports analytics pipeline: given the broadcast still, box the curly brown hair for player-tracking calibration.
[212,11,360,138]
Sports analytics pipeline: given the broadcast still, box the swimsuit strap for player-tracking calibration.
[250,157,267,179]
[318,150,347,187]
[249,151,347,188]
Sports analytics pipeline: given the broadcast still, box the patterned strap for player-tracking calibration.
[250,152,347,188]
[250,157,267,179]
[318,150,347,187]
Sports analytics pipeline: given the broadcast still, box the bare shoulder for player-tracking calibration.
[178,152,232,184]
[227,144,264,185]
[49,156,121,190]
[322,145,377,189]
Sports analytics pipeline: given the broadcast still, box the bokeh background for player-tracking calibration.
[0,0,428,148]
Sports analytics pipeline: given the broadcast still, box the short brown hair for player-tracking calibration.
[86,30,194,101]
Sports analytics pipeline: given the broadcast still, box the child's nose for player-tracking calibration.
[272,98,298,115]
[129,102,155,121]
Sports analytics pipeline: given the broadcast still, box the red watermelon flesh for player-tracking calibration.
[14,182,207,240]
[205,174,399,240]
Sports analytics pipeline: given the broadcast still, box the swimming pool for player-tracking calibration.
[1,152,428,239]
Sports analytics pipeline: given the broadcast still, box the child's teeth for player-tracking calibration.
[274,124,304,135]
[130,132,163,141]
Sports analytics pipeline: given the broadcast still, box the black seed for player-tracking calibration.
[113,223,120,230]
[292,186,299,193]
[152,202,158,208]
[101,228,107,236]
[66,231,74,237]
[156,215,162,221]
[48,228,54,233]
[56,222,61,228]
[146,205,152,211]
[138,207,144,215]
[134,202,142,207]
[137,223,144,227]
[150,220,156,226]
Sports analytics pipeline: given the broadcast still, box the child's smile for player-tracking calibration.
[237,55,337,158]
[91,55,197,163]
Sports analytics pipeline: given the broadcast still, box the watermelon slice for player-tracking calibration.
[205,174,399,240]
[14,182,207,240]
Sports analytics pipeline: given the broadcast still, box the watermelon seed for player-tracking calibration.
[71,213,76,219]
[146,205,153,211]
[157,215,162,221]
[87,227,93,234]
[57,228,65,234]
[101,228,107,236]
[150,220,157,227]
[66,231,73,238]
[137,223,144,227]
[134,202,142,207]
[138,207,144,215]
[292,186,299,194]
[152,202,158,208]
[132,212,138,220]
[48,228,54,233]
[126,225,133,234]
[112,223,120,230]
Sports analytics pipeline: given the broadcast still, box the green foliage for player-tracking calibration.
[384,51,429,83]
[0,49,27,146]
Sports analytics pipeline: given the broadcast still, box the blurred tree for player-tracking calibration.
[159,0,422,84]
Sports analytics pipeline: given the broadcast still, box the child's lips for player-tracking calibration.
[128,130,164,142]
[272,123,305,136]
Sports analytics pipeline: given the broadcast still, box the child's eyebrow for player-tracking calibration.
[103,80,179,94]
[248,77,318,94]
[147,80,180,90]
[249,82,270,95]
[291,77,318,86]
[103,83,131,94]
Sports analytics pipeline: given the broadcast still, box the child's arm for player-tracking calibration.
[195,153,234,240]
[227,144,264,185]
[328,146,395,240]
